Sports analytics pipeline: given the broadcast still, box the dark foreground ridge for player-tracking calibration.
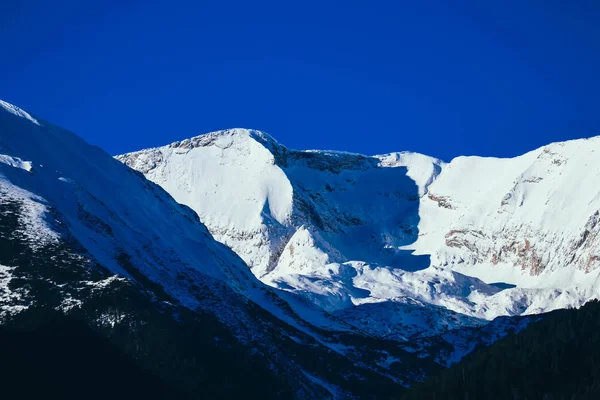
[0,310,185,400]
[401,300,600,400]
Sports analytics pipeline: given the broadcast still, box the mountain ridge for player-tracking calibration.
[118,127,600,334]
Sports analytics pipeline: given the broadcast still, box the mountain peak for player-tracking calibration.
[167,128,282,153]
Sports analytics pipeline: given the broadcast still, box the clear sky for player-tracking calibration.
[2,0,599,161]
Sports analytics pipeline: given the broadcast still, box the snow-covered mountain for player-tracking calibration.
[0,100,453,398]
[4,96,597,396]
[118,128,600,331]
[411,138,600,317]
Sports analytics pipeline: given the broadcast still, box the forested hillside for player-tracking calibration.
[402,300,600,400]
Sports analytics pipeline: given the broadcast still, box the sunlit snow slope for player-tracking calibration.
[0,101,260,308]
[411,137,600,317]
[119,129,600,325]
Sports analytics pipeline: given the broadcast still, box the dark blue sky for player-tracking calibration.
[2,1,599,160]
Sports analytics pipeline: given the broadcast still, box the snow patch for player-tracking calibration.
[0,265,29,318]
[0,154,33,172]
[0,100,40,125]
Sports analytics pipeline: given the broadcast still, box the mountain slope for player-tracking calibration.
[117,129,440,279]
[411,137,600,317]
[118,129,600,338]
[117,130,496,337]
[0,100,445,398]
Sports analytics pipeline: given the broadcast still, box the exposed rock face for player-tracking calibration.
[414,138,600,282]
